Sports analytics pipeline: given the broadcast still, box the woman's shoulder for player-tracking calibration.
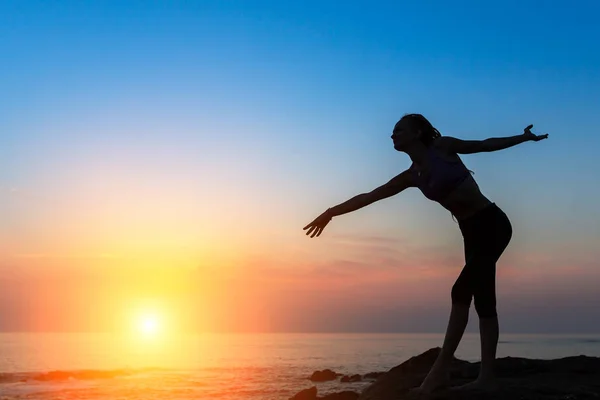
[431,137,461,162]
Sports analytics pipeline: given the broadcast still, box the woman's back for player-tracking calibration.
[411,144,492,221]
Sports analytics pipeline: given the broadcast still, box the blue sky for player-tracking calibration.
[1,0,600,333]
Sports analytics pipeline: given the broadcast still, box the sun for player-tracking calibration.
[138,314,160,337]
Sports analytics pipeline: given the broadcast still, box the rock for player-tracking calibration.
[320,391,360,400]
[292,348,600,400]
[357,347,600,400]
[341,374,362,383]
[293,347,600,400]
[290,387,359,400]
[310,369,339,382]
[362,372,385,380]
[290,386,318,400]
[33,369,133,381]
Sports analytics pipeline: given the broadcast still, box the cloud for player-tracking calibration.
[0,186,20,195]
[329,233,405,246]
[2,247,600,333]
[11,253,121,260]
[330,233,463,276]
[2,229,599,333]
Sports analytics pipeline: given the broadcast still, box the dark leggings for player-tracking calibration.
[452,203,512,318]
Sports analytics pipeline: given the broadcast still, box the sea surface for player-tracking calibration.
[1,332,600,399]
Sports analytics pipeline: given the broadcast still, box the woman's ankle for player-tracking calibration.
[432,355,453,371]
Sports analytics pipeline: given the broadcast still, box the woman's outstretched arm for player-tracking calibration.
[303,169,414,238]
[330,169,414,217]
[436,124,549,154]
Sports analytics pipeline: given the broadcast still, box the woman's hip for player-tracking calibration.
[460,203,512,248]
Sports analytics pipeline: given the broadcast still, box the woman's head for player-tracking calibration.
[391,113,441,151]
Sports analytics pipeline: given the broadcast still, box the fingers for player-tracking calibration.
[304,222,327,238]
[303,212,327,230]
[304,212,331,238]
[524,125,550,142]
[314,225,325,238]
[309,225,323,238]
[303,217,319,230]
[305,223,322,237]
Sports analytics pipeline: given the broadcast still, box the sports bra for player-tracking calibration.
[410,147,473,202]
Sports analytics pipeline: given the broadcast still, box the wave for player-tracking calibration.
[0,367,165,384]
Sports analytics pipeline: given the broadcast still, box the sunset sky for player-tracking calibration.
[1,0,599,334]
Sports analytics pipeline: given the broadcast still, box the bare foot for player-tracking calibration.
[407,386,437,399]
[452,377,499,392]
[413,366,451,395]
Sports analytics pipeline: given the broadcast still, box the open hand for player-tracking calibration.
[303,209,333,238]
[523,124,549,142]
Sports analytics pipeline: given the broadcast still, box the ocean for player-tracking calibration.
[1,332,600,399]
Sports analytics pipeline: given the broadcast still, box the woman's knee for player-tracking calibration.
[451,281,472,306]
[474,295,497,318]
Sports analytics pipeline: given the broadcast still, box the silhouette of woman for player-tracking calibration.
[303,114,548,395]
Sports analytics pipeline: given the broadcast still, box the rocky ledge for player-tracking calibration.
[291,347,600,400]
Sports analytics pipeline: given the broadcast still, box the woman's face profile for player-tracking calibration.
[391,119,420,151]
